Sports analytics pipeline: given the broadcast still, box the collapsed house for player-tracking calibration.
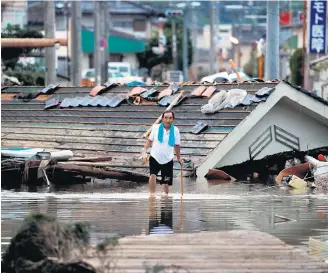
[1,79,327,184]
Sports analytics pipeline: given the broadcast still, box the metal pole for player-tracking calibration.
[265,0,280,80]
[71,1,81,86]
[209,0,216,75]
[182,9,188,80]
[100,2,107,83]
[65,0,69,79]
[94,1,101,85]
[172,19,178,71]
[44,0,56,85]
[216,0,220,72]
[105,3,110,83]
[191,6,199,79]
[302,0,309,89]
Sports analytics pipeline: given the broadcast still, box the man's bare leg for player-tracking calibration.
[149,174,157,195]
[163,184,169,194]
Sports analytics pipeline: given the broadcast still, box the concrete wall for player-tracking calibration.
[215,99,328,168]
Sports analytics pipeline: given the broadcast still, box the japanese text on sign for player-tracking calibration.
[309,0,327,54]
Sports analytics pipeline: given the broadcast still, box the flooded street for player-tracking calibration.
[2,179,328,255]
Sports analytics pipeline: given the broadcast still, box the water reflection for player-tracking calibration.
[147,196,174,235]
[1,180,328,254]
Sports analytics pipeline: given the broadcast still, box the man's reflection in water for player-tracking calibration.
[148,196,173,235]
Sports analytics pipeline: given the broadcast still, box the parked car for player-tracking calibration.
[81,68,143,84]
[201,71,252,83]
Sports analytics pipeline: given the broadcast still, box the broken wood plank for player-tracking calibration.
[46,163,149,183]
[68,156,112,162]
[275,163,310,185]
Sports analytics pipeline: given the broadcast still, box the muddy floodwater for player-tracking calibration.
[2,179,328,254]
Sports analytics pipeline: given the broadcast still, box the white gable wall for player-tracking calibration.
[215,98,328,169]
[196,82,328,178]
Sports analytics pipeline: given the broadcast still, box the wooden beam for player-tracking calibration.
[46,163,149,183]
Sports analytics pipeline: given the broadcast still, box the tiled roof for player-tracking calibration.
[1,81,280,176]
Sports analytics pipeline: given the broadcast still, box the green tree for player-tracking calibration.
[289,48,304,86]
[1,24,43,70]
[136,18,193,73]
[5,63,45,86]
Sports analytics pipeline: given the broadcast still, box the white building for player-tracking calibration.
[197,81,328,179]
[310,55,328,101]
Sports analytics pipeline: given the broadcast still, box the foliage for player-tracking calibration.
[96,236,122,273]
[136,18,193,74]
[96,236,119,251]
[1,24,43,70]
[243,42,264,78]
[2,213,94,273]
[5,63,45,86]
[289,48,304,86]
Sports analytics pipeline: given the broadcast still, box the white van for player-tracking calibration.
[108,62,131,77]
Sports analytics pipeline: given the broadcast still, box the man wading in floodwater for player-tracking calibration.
[142,111,183,195]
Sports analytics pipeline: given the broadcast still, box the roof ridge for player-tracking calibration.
[282,79,328,106]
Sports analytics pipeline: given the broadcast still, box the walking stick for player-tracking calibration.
[180,167,184,196]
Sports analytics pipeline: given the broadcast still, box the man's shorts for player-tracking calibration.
[149,156,173,185]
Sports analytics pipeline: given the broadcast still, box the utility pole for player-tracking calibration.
[71,1,81,86]
[94,1,101,85]
[182,9,188,80]
[209,0,216,75]
[265,0,280,80]
[216,1,220,72]
[302,0,309,89]
[105,3,110,83]
[100,2,108,83]
[172,19,178,71]
[44,0,56,85]
[191,5,199,79]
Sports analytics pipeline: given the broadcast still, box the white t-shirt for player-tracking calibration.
[149,124,181,164]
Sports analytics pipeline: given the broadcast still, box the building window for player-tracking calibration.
[113,21,132,28]
[133,19,146,31]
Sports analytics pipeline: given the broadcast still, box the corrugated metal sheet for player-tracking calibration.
[1,82,279,176]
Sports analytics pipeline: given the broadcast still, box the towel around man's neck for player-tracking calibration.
[158,122,175,147]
